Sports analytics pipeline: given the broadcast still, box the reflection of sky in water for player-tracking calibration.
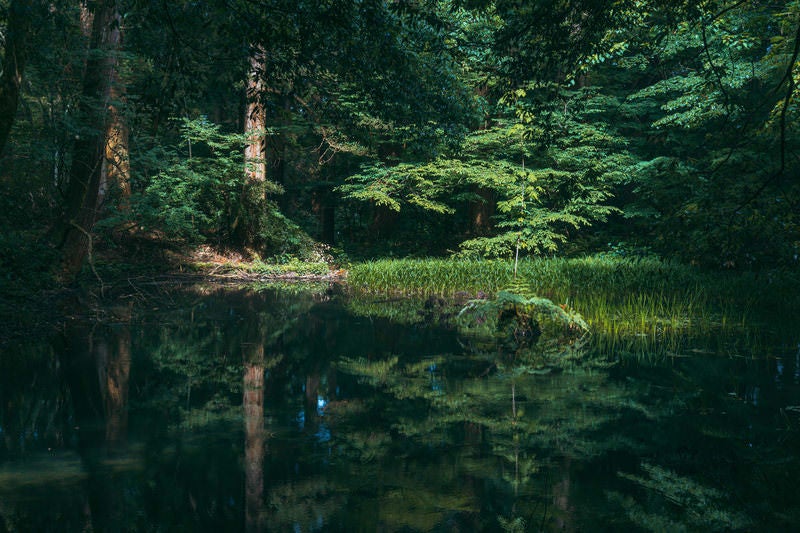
[317,396,327,415]
[316,397,331,441]
[297,396,329,435]
[775,345,800,385]
[315,425,331,443]
[428,362,443,393]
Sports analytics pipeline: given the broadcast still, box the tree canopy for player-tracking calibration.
[1,0,798,282]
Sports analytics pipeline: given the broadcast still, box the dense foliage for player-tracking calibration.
[2,4,799,529]
[1,0,798,284]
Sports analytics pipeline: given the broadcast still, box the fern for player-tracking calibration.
[459,289,589,344]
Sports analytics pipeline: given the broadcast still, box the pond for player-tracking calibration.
[1,283,798,531]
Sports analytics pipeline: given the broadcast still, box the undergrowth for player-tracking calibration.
[189,259,331,277]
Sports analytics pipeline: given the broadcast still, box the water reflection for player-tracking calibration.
[94,316,132,449]
[243,343,265,533]
[0,285,797,530]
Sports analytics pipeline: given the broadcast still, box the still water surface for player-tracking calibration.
[1,284,798,531]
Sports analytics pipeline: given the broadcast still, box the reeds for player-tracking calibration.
[348,259,513,296]
[347,256,799,358]
[348,258,514,296]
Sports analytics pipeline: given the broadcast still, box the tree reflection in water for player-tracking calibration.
[243,347,265,533]
[0,285,797,530]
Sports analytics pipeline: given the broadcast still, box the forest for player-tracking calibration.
[2,2,800,531]
[1,0,799,292]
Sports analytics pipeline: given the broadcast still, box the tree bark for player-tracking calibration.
[244,46,267,184]
[236,45,270,247]
[92,1,130,213]
[312,188,336,245]
[470,186,496,236]
[102,79,131,212]
[0,0,34,158]
[58,0,126,282]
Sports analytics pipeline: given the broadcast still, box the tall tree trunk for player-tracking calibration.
[102,81,131,213]
[244,46,267,184]
[234,45,268,245]
[87,0,130,214]
[58,0,126,282]
[0,0,34,158]
[97,0,131,216]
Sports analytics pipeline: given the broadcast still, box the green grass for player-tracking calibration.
[347,256,800,357]
[348,258,512,296]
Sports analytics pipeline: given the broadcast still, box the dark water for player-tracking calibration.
[1,284,799,532]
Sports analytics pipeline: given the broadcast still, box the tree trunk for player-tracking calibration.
[312,188,336,245]
[58,0,125,282]
[244,46,267,184]
[470,186,496,236]
[0,0,34,158]
[235,45,269,246]
[102,82,131,212]
[370,204,398,240]
[93,0,130,213]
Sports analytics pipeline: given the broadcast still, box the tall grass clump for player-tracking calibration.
[348,256,798,316]
[350,256,709,301]
[347,256,800,355]
[348,258,514,296]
